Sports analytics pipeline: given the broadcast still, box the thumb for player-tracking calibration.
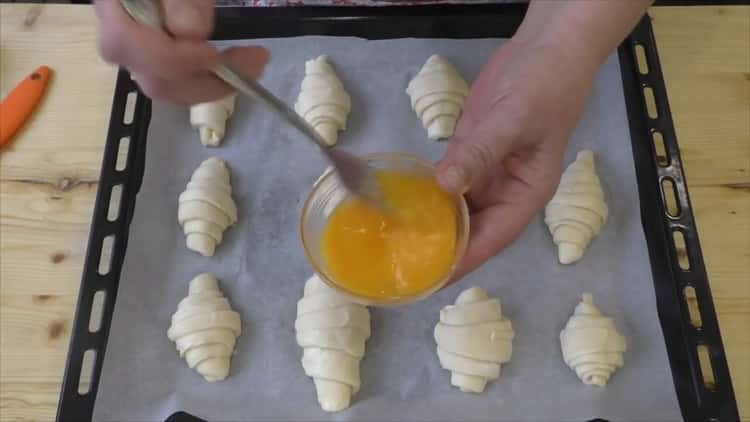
[435,113,517,195]
[162,0,214,40]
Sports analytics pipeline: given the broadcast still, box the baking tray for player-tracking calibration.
[55,5,738,422]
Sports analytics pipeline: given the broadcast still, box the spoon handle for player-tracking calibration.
[213,64,331,150]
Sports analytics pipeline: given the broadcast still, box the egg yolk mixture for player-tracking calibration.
[321,169,458,300]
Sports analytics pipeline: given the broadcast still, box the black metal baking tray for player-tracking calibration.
[56,5,738,422]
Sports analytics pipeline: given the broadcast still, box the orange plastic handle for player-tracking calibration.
[0,66,53,148]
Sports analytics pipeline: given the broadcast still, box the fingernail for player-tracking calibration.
[438,166,468,194]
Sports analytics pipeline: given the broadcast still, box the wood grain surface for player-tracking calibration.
[1,4,748,422]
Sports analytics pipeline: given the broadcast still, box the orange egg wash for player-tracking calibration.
[321,169,458,301]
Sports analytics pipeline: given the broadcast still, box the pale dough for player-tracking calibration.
[434,287,514,393]
[295,275,371,412]
[545,150,608,264]
[406,54,469,140]
[167,273,241,382]
[190,94,237,147]
[560,293,627,386]
[294,55,351,146]
[177,157,237,257]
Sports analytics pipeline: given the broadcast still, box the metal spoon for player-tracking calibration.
[119,0,385,207]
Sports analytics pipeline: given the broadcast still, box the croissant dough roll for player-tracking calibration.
[167,273,241,382]
[295,275,370,412]
[545,150,608,264]
[406,55,469,140]
[190,94,237,147]
[434,287,514,393]
[560,293,627,386]
[178,157,237,257]
[294,55,351,146]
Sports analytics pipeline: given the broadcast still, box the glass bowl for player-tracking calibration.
[300,152,470,306]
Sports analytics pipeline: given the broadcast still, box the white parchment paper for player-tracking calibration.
[93,37,682,422]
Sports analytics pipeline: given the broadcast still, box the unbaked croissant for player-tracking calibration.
[295,275,370,412]
[190,94,237,147]
[167,273,241,382]
[434,287,514,393]
[545,150,608,264]
[294,55,351,146]
[177,157,237,257]
[560,293,627,386]
[406,55,468,140]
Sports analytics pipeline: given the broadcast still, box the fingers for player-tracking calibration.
[162,0,214,39]
[223,46,271,81]
[446,148,563,283]
[435,106,519,196]
[130,46,270,104]
[95,0,269,104]
[449,195,539,282]
[134,46,269,104]
[130,71,233,105]
[96,0,218,73]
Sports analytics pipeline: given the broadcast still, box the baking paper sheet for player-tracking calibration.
[93,37,682,421]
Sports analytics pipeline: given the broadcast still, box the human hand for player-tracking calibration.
[436,36,599,280]
[94,0,269,104]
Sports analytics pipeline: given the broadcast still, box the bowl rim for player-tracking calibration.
[299,151,470,307]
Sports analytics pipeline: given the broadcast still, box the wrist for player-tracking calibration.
[513,0,652,72]
[511,25,601,81]
[513,17,605,74]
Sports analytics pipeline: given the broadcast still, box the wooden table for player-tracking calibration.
[1,4,747,421]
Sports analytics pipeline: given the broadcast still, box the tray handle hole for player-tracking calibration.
[116,137,130,171]
[661,177,681,218]
[672,230,691,271]
[98,235,115,276]
[697,344,717,391]
[123,91,137,125]
[684,286,703,329]
[652,130,669,167]
[77,349,97,395]
[88,290,106,333]
[107,185,122,222]
[634,43,649,75]
[643,85,658,119]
